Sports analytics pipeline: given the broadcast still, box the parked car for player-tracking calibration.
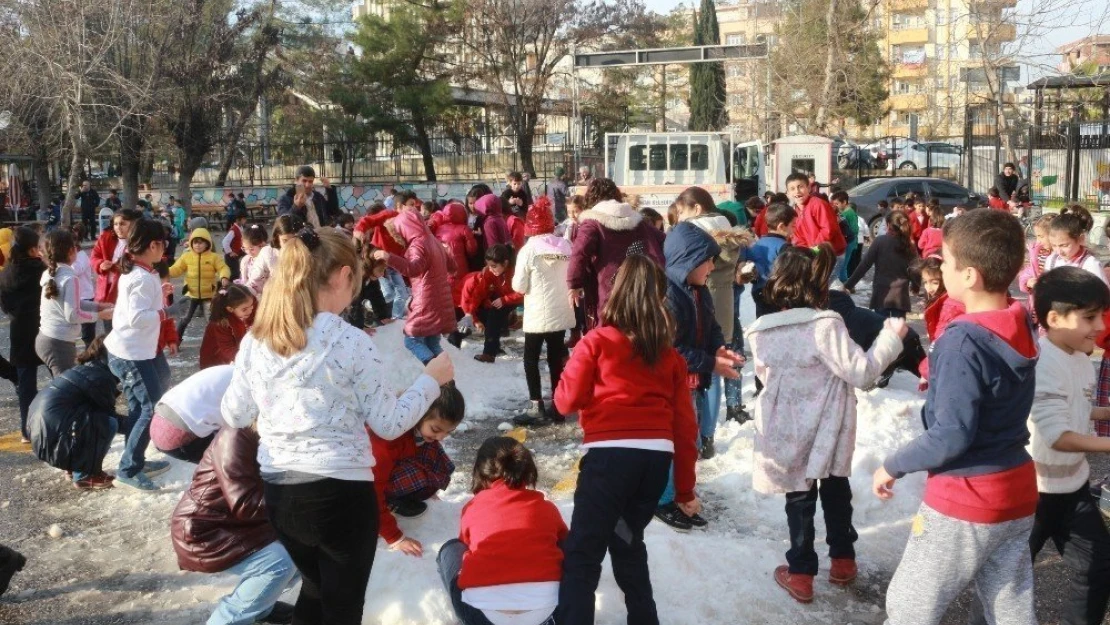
[847,176,983,237]
[894,141,964,171]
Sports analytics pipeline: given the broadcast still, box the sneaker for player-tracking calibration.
[258,601,294,624]
[115,472,159,492]
[19,436,29,444]
[546,404,567,424]
[653,504,692,532]
[699,436,715,460]
[0,545,26,598]
[474,354,495,363]
[388,497,428,518]
[446,331,465,349]
[874,370,894,389]
[683,510,709,528]
[829,558,857,586]
[142,460,171,478]
[774,565,814,603]
[74,472,115,490]
[513,401,551,427]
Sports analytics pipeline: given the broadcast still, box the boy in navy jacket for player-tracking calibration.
[873,210,1039,625]
[746,203,796,318]
[656,222,742,531]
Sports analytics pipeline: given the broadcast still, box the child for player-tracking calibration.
[373,384,465,556]
[375,211,457,364]
[910,255,964,349]
[475,194,512,250]
[27,337,121,490]
[1045,206,1105,282]
[830,192,858,283]
[270,213,305,251]
[844,210,916,318]
[104,220,175,491]
[150,364,233,463]
[748,197,769,236]
[639,207,665,231]
[748,244,905,603]
[353,204,408,319]
[1018,213,1057,299]
[656,222,742,530]
[909,197,928,247]
[500,171,533,217]
[221,210,247,281]
[434,201,479,310]
[553,254,700,625]
[505,201,526,252]
[438,436,566,625]
[36,230,113,376]
[875,209,1039,625]
[748,203,797,319]
[511,200,573,426]
[460,245,523,363]
[0,227,46,442]
[347,241,392,330]
[169,228,231,338]
[198,284,255,369]
[90,208,143,332]
[237,223,278,297]
[336,212,356,235]
[916,204,945,258]
[72,240,99,348]
[559,194,587,347]
[222,227,454,622]
[987,187,1007,211]
[1027,267,1110,624]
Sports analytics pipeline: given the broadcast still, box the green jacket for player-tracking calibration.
[841,206,859,246]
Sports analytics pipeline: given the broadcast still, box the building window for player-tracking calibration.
[729,94,744,106]
[728,64,743,78]
[726,34,746,45]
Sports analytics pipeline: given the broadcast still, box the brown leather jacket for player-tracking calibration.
[170,428,275,573]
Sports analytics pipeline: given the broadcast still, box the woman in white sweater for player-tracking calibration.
[36,231,113,375]
[222,227,454,624]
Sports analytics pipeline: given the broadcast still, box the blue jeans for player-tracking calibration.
[109,352,169,478]
[659,390,708,506]
[724,284,745,410]
[839,243,858,283]
[706,376,723,437]
[381,268,410,320]
[404,334,443,365]
[73,416,119,482]
[207,541,299,625]
[831,253,846,286]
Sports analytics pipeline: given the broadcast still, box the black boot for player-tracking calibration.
[387,497,428,518]
[0,544,26,598]
[699,435,715,460]
[726,405,752,424]
[259,601,294,624]
[513,400,551,427]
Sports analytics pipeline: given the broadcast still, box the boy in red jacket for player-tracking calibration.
[460,244,523,363]
[785,171,846,257]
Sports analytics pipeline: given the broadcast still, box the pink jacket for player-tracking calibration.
[435,202,478,306]
[387,211,457,337]
[1017,241,1050,295]
[917,227,943,257]
[475,195,511,249]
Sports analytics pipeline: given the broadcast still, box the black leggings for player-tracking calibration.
[264,478,378,625]
[176,298,207,338]
[523,331,568,402]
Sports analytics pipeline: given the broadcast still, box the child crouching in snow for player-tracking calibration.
[373,383,465,557]
[746,243,905,604]
[437,436,566,625]
[553,254,700,625]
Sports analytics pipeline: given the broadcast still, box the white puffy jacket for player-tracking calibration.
[513,234,576,334]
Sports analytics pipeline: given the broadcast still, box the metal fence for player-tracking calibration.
[150,133,604,188]
[831,136,968,189]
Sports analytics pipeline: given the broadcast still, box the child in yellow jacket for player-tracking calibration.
[169,228,230,337]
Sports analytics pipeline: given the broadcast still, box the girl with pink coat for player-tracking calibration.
[434,202,479,307]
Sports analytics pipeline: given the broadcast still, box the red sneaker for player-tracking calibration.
[774,565,814,603]
[829,558,857,586]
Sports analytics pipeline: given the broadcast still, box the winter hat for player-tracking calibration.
[525,196,556,236]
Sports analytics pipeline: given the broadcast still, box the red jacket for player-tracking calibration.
[917,293,966,381]
[910,212,927,245]
[370,431,418,544]
[752,208,768,237]
[460,267,523,317]
[157,314,178,354]
[199,316,250,369]
[354,210,405,256]
[434,203,479,306]
[457,481,568,589]
[791,195,846,255]
[89,229,124,304]
[553,326,699,503]
[916,226,943,257]
[389,211,458,337]
[506,214,526,251]
[988,196,1008,211]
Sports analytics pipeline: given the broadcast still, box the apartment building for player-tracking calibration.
[1057,35,1110,74]
[717,1,780,140]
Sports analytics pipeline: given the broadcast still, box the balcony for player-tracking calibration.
[892,64,928,78]
[888,0,929,10]
[889,93,928,110]
[973,0,1018,8]
[888,27,930,45]
[967,22,1016,41]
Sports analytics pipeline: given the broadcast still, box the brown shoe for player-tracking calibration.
[774,565,814,603]
[74,472,115,490]
[474,354,496,363]
[829,558,857,586]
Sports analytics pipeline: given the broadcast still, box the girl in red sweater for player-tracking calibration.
[198,284,255,369]
[553,254,700,625]
[371,384,465,557]
[915,205,945,258]
[437,436,566,625]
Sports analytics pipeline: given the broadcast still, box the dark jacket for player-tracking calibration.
[993,172,1020,202]
[500,186,533,212]
[277,185,341,227]
[827,291,926,378]
[78,189,101,214]
[0,257,47,366]
[843,233,915,312]
[28,359,119,473]
[171,428,275,574]
[885,301,1036,479]
[665,222,725,390]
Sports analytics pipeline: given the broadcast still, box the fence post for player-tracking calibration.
[1066,107,1080,202]
[1025,125,1034,199]
[964,107,974,191]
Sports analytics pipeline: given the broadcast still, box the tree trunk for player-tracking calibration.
[119,128,143,211]
[177,151,205,211]
[215,108,254,187]
[32,148,52,216]
[814,0,838,133]
[516,117,536,178]
[62,146,83,228]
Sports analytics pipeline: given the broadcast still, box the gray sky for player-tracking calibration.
[643,0,1109,82]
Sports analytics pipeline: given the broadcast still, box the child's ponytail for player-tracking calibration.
[42,230,76,300]
[886,210,914,257]
[120,220,165,274]
[471,436,539,494]
[764,243,836,310]
[1054,205,1093,240]
[252,227,361,357]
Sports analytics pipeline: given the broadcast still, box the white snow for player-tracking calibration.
[22,294,931,624]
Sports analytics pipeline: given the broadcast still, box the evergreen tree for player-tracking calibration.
[688,0,727,131]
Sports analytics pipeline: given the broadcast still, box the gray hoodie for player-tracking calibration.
[38,265,98,342]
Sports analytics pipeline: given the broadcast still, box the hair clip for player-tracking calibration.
[927,253,942,261]
[296,227,320,251]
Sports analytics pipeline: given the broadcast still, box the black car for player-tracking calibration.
[847,177,983,236]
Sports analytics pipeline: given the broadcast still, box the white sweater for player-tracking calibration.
[512,234,575,334]
[1027,337,1094,494]
[159,365,234,437]
[238,245,279,297]
[103,265,163,361]
[1045,250,1106,284]
[38,265,98,341]
[221,312,441,481]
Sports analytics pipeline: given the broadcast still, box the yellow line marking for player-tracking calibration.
[0,431,30,453]
[552,456,582,495]
[504,427,528,443]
